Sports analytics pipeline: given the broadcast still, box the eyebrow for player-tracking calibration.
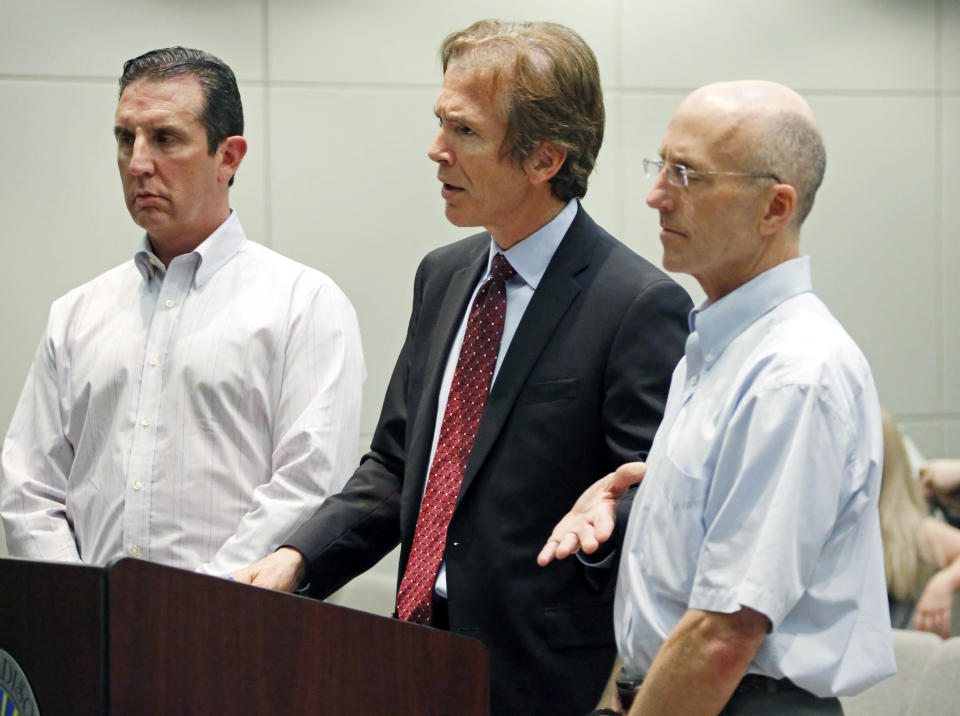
[435,105,472,125]
[662,151,700,170]
[113,122,185,137]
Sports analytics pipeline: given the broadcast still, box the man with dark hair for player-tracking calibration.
[118,47,243,183]
[541,81,895,715]
[1,48,365,576]
[233,20,690,715]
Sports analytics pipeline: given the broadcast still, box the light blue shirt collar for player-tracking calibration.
[689,256,813,364]
[482,198,578,288]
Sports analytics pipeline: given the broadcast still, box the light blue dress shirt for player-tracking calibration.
[614,257,896,697]
[430,198,578,597]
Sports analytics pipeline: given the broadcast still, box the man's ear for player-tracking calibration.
[218,136,248,184]
[759,183,797,236]
[525,142,567,185]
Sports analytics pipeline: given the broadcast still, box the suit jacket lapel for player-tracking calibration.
[456,208,598,506]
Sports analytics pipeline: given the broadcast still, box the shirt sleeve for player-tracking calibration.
[686,382,859,627]
[196,280,366,576]
[1,318,81,562]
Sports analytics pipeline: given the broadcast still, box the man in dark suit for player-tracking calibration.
[233,19,690,715]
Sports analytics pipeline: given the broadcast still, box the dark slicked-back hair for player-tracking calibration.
[441,20,604,202]
[119,47,243,184]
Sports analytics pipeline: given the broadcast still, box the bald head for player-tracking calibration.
[676,80,825,228]
[679,80,816,124]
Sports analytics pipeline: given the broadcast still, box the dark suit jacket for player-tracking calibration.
[287,205,691,715]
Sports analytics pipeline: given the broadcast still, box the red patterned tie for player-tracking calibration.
[396,252,516,624]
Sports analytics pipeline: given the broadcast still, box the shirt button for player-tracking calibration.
[129,546,141,557]
[142,417,151,427]
[690,375,699,386]
[165,299,175,308]
[150,356,159,366]
[705,352,715,363]
[133,480,143,491]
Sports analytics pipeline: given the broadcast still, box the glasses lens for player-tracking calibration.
[666,164,687,187]
[642,158,660,179]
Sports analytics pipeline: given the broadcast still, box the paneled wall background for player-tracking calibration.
[1,1,958,571]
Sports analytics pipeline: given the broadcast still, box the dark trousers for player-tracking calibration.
[618,670,843,715]
[720,683,843,715]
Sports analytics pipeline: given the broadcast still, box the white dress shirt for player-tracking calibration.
[614,257,896,697]
[430,198,577,597]
[1,212,365,575]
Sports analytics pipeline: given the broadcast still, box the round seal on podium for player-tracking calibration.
[0,648,39,716]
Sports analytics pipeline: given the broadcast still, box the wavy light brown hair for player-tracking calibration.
[440,19,604,202]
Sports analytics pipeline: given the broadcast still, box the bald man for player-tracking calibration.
[540,81,895,714]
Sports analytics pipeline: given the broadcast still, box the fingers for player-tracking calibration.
[537,540,559,566]
[610,462,647,494]
[590,507,617,544]
[539,521,609,566]
[538,530,582,566]
[556,531,583,558]
[914,608,951,639]
[919,459,960,495]
[229,569,253,584]
[228,549,306,592]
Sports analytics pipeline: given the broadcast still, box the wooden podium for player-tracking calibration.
[0,557,488,714]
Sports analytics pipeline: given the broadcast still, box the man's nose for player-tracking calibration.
[427,128,451,164]
[646,170,674,210]
[128,136,155,175]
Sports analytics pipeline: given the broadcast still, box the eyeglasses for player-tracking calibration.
[643,158,781,188]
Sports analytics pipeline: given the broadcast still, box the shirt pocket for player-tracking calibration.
[641,451,711,600]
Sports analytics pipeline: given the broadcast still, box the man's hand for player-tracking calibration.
[230,546,307,592]
[919,459,960,506]
[537,462,646,567]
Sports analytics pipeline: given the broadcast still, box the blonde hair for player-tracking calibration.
[879,409,939,600]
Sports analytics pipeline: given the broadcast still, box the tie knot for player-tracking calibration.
[490,253,517,283]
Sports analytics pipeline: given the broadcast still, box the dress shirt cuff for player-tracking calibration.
[576,547,618,569]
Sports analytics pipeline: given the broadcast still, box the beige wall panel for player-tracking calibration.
[0,0,265,80]
[325,545,400,615]
[268,87,465,432]
[225,84,268,246]
[945,421,960,457]
[944,98,960,411]
[803,96,939,416]
[578,92,622,243]
[621,0,937,91]
[898,418,946,461]
[0,81,131,432]
[943,0,960,90]
[267,0,620,85]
